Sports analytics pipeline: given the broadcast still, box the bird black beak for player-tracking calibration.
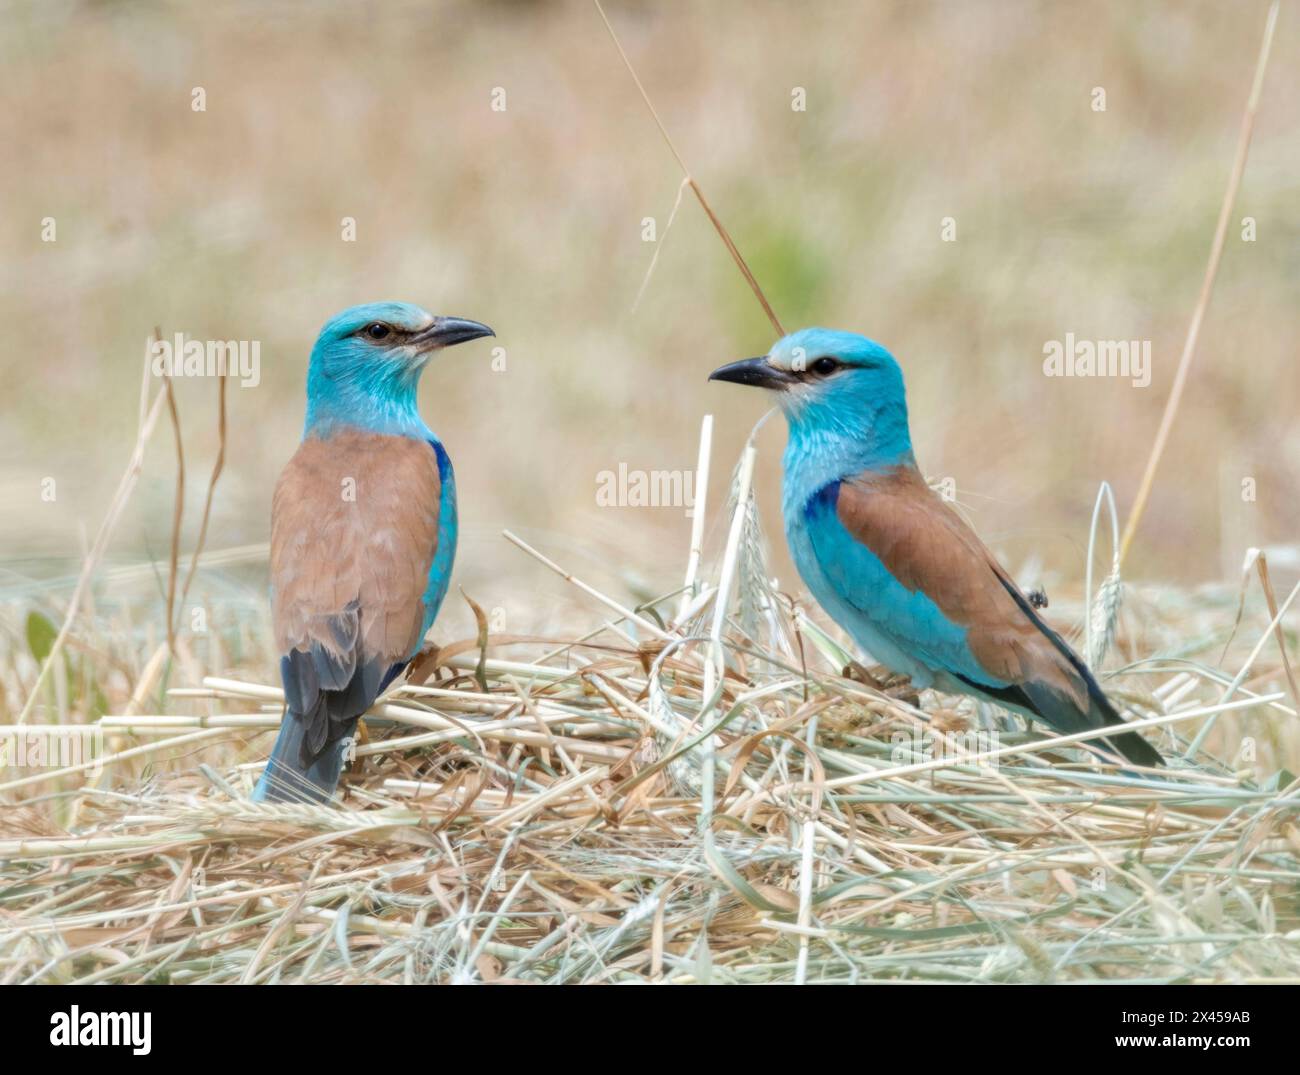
[708,356,796,390]
[415,317,495,350]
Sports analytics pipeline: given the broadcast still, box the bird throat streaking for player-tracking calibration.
[252,302,494,804]
[709,328,1162,768]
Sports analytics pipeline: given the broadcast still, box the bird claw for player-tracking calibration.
[841,660,884,688]
[882,679,921,708]
[841,661,919,705]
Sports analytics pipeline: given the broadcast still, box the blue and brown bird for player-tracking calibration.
[709,328,1162,767]
[252,302,495,803]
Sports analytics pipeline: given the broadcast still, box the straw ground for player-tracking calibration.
[2,414,1298,985]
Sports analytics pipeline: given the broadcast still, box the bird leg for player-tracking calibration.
[841,660,920,707]
[841,659,885,688]
[882,678,921,708]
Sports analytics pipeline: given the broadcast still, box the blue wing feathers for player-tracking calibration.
[793,479,1162,767]
[799,480,996,688]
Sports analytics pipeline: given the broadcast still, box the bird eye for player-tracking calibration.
[364,322,391,341]
[811,357,839,376]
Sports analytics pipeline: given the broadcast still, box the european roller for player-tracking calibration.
[252,302,495,803]
[710,328,1162,767]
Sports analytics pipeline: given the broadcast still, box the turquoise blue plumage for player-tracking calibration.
[252,302,494,803]
[711,328,1162,767]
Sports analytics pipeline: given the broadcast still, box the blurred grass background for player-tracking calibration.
[1,0,1297,651]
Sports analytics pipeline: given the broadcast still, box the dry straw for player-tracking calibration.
[2,420,1298,981]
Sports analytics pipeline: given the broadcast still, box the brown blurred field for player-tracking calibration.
[1,0,1297,640]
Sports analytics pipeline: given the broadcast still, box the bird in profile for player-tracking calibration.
[252,302,495,803]
[709,328,1162,768]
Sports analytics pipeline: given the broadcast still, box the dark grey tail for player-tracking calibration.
[1078,666,1164,768]
[251,644,403,805]
[960,663,1163,767]
[969,575,1166,768]
[251,710,354,804]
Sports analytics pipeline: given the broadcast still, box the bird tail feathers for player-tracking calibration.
[961,576,1165,768]
[1077,666,1164,768]
[251,707,354,804]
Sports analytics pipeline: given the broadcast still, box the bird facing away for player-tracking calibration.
[709,328,1162,768]
[252,302,495,803]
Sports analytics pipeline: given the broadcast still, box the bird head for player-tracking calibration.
[709,327,914,466]
[304,302,493,436]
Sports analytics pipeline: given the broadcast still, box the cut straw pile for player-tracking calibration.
[3,426,1298,984]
